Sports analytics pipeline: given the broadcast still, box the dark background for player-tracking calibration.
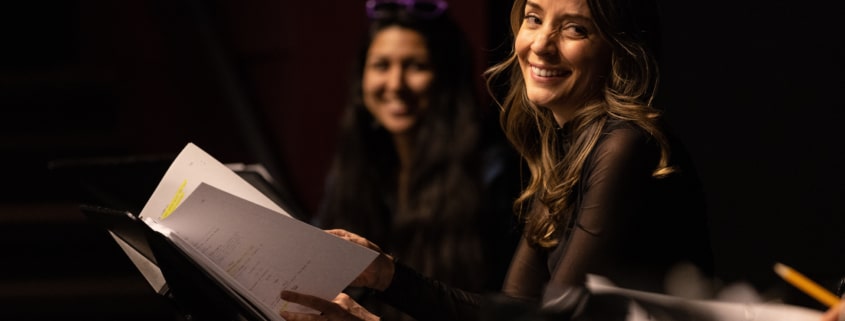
[1,0,842,320]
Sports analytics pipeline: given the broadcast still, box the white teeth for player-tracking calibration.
[531,66,564,77]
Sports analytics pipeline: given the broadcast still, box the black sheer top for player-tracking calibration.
[375,119,714,321]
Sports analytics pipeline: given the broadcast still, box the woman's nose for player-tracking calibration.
[385,66,406,91]
[530,29,557,57]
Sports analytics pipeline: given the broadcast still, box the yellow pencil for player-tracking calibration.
[774,262,840,308]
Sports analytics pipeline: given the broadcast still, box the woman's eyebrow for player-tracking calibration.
[525,1,543,12]
[524,1,592,22]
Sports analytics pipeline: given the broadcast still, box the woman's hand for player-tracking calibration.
[821,300,845,321]
[326,229,395,291]
[279,291,379,321]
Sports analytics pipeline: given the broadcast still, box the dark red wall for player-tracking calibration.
[84,1,494,217]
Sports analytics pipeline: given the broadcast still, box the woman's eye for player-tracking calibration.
[406,61,431,71]
[369,60,389,71]
[562,25,588,38]
[524,14,541,26]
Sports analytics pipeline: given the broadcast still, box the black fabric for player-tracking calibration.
[377,262,485,321]
[504,119,713,296]
[316,137,524,321]
[374,119,714,321]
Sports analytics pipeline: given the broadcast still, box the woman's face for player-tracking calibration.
[515,0,611,125]
[363,26,434,136]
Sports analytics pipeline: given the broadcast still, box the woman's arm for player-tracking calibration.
[374,260,485,321]
[282,229,489,321]
[501,237,550,300]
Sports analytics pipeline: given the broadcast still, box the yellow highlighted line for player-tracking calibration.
[160,179,188,220]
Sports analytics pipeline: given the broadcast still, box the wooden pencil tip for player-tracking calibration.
[774,262,789,276]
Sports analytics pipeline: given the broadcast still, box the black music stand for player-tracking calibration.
[80,204,272,321]
[59,154,298,321]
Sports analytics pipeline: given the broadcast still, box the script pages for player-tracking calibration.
[138,143,378,321]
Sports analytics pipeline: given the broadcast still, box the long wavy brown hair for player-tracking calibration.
[484,0,674,248]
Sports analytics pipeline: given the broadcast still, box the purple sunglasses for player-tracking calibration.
[365,0,449,20]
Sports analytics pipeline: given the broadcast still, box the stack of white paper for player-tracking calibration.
[139,143,378,321]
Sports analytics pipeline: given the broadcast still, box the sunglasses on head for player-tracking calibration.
[365,0,449,20]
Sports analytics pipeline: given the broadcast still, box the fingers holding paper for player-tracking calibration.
[280,291,378,321]
[820,299,845,321]
[325,229,395,291]
[325,229,382,252]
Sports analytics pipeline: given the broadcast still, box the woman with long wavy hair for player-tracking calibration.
[312,1,523,320]
[282,0,714,320]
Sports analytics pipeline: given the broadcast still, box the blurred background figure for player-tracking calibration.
[311,1,524,320]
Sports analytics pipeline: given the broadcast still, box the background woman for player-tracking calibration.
[312,1,524,319]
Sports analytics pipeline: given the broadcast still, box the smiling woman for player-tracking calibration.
[362,26,435,137]
[515,0,612,124]
[309,1,524,321]
[279,0,715,320]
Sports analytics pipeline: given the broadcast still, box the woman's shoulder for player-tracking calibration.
[602,118,654,137]
[595,119,659,158]
[598,118,701,182]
